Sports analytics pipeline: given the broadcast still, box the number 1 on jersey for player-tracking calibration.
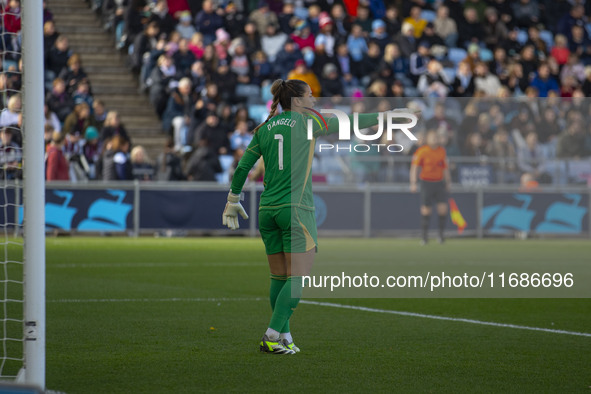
[274,134,284,170]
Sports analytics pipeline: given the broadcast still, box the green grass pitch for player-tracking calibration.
[8,238,591,392]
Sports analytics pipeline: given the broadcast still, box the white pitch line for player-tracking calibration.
[48,297,265,303]
[300,300,591,338]
[53,262,260,268]
[46,297,591,338]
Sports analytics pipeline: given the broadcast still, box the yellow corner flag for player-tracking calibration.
[449,198,467,234]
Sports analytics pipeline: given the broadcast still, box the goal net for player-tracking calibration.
[0,0,24,381]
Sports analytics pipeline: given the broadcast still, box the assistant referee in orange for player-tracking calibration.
[410,129,451,244]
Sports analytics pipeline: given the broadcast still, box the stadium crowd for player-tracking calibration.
[1,0,591,185]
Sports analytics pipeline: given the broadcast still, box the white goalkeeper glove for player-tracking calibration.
[222,192,249,230]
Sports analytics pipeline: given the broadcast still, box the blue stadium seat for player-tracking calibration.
[248,104,269,123]
[420,10,436,23]
[586,23,591,38]
[539,30,554,49]
[517,29,528,45]
[443,67,457,82]
[447,47,467,65]
[479,48,493,62]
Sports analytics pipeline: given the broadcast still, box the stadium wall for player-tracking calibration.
[2,182,589,238]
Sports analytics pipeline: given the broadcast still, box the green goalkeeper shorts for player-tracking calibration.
[259,206,318,255]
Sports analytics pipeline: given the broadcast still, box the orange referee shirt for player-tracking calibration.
[411,145,447,181]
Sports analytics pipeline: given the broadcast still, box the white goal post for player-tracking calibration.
[20,0,46,389]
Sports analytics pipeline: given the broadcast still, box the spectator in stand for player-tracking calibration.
[93,100,107,130]
[485,127,518,183]
[330,3,351,39]
[320,63,344,97]
[474,62,502,97]
[395,22,417,58]
[287,59,321,97]
[148,54,178,116]
[176,11,196,40]
[409,41,431,83]
[102,135,132,181]
[82,126,101,180]
[278,2,295,35]
[43,20,59,59]
[188,32,205,59]
[0,94,21,127]
[45,35,71,83]
[464,0,487,21]
[551,34,570,66]
[315,13,336,57]
[130,146,155,181]
[274,39,303,80]
[230,120,253,153]
[224,2,246,38]
[130,21,160,74]
[261,23,287,63]
[150,0,176,37]
[251,51,272,85]
[451,61,475,97]
[173,38,196,76]
[568,25,591,65]
[124,0,149,48]
[369,19,389,53]
[517,131,548,180]
[291,19,315,52]
[0,126,21,180]
[228,39,252,84]
[46,131,69,181]
[44,104,61,133]
[463,132,486,157]
[560,54,586,86]
[164,77,198,147]
[72,80,94,110]
[59,54,90,96]
[240,22,261,57]
[353,4,372,34]
[156,138,185,181]
[213,28,231,61]
[511,0,539,29]
[248,0,279,36]
[526,26,547,56]
[582,66,591,96]
[483,7,508,50]
[557,4,586,40]
[530,63,560,97]
[194,112,230,156]
[418,59,451,97]
[458,8,485,46]
[2,0,21,54]
[556,119,586,158]
[384,6,401,36]
[434,5,457,48]
[63,103,96,136]
[46,78,74,122]
[209,59,238,102]
[347,24,368,78]
[404,6,427,39]
[335,43,355,87]
[101,111,130,144]
[184,137,222,181]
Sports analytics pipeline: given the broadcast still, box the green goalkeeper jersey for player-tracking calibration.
[230,110,380,211]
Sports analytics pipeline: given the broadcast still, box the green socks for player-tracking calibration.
[269,275,291,334]
[269,276,303,333]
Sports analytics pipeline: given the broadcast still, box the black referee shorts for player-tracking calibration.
[420,180,447,207]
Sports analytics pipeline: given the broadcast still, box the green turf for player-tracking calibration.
[4,238,591,392]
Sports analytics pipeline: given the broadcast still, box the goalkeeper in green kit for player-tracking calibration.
[222,79,412,354]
